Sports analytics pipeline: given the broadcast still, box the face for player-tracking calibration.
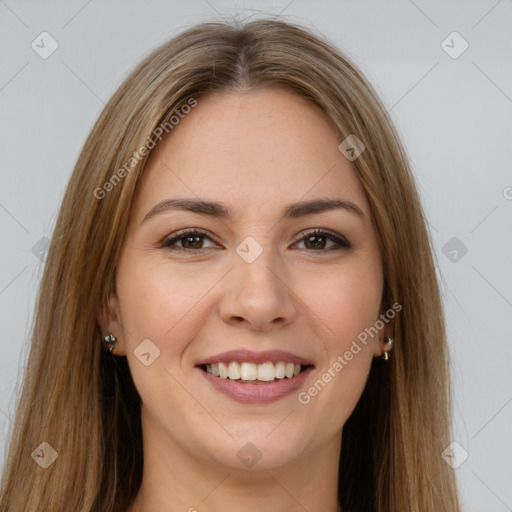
[101,88,392,473]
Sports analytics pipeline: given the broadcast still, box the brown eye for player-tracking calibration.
[294,229,350,251]
[304,234,328,250]
[181,234,204,249]
[161,229,218,251]
[161,228,350,253]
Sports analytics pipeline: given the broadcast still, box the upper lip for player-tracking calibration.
[195,349,314,367]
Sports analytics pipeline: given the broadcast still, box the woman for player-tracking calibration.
[0,17,461,511]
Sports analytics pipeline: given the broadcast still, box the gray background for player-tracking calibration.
[1,1,511,510]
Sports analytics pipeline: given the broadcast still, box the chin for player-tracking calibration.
[203,430,305,471]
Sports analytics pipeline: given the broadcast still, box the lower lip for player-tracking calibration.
[198,366,314,404]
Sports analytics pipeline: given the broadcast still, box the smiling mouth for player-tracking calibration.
[198,361,314,384]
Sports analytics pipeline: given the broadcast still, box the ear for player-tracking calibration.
[372,301,396,358]
[97,292,126,356]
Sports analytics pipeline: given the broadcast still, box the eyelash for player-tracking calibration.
[160,228,351,253]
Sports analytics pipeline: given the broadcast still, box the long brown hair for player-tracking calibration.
[0,17,460,511]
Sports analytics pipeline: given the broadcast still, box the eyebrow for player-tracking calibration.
[141,197,365,225]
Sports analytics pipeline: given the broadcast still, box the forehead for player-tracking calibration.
[133,88,370,220]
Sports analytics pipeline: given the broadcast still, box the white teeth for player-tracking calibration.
[228,361,241,380]
[257,362,275,381]
[240,362,257,380]
[218,362,229,379]
[205,361,307,381]
[275,361,285,379]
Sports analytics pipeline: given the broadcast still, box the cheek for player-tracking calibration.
[295,259,382,424]
[117,258,219,341]
[115,261,203,414]
[300,258,383,343]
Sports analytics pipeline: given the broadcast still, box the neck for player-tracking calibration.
[127,413,343,512]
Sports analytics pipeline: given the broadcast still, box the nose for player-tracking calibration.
[218,246,298,332]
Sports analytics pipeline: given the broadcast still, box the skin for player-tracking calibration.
[99,87,394,512]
